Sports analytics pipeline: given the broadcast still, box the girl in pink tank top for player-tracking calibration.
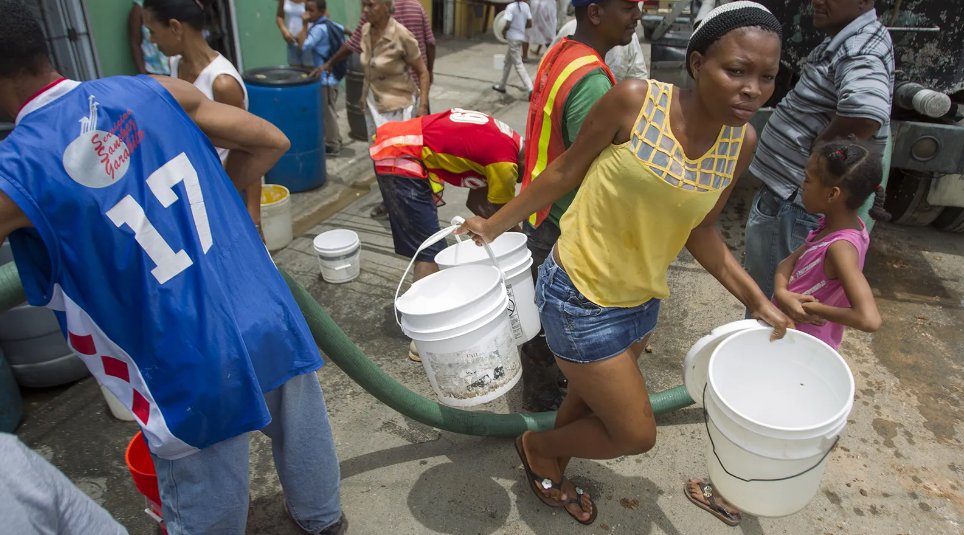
[773,140,887,349]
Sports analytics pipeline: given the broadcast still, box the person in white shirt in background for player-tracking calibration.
[493,0,535,99]
[277,0,313,66]
[525,0,558,61]
[554,15,649,81]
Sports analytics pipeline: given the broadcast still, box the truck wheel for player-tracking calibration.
[884,169,945,226]
[931,207,964,233]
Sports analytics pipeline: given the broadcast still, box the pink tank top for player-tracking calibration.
[777,217,870,349]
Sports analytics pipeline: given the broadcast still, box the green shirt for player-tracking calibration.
[547,68,613,227]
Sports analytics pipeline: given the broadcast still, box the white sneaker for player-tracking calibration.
[408,340,421,362]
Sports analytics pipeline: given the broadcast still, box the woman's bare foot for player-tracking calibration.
[560,478,595,524]
[519,432,596,524]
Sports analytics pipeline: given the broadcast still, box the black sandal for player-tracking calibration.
[685,479,742,526]
[560,480,597,525]
[515,434,598,525]
[514,434,566,508]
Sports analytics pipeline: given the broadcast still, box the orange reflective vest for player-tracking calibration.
[521,38,615,227]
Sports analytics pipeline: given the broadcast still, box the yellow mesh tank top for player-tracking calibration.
[557,80,745,307]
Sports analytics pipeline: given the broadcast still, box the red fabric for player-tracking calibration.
[420,110,522,187]
[369,118,426,179]
[17,77,67,115]
[371,109,522,187]
[521,39,614,227]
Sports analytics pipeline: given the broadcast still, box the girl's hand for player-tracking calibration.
[456,216,497,246]
[800,301,830,322]
[282,30,295,45]
[774,289,826,325]
[301,12,311,23]
[750,300,795,341]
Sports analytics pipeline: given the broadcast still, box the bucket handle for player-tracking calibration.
[702,385,840,483]
[394,216,507,327]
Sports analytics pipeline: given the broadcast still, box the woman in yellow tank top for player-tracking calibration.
[459,1,792,526]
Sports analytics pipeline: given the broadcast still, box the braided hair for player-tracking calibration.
[686,1,782,78]
[813,139,891,221]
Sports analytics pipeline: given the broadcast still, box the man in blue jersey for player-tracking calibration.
[0,2,345,534]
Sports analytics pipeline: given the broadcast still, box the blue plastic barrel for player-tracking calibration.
[244,66,326,192]
[0,348,22,432]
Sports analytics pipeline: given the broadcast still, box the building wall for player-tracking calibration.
[83,0,371,77]
[85,0,137,76]
[234,0,286,69]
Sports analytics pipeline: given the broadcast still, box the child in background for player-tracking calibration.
[772,139,886,349]
[492,0,534,99]
[300,0,343,155]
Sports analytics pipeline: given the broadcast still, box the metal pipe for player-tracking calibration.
[896,82,952,118]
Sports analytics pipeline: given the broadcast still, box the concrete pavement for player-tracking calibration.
[12,35,964,535]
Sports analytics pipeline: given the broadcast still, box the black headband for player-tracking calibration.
[686,3,782,77]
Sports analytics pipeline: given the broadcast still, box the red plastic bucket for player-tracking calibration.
[126,432,167,533]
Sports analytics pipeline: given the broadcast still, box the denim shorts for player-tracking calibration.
[376,174,446,262]
[535,252,661,363]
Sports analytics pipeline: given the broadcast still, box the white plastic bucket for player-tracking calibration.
[261,184,293,251]
[313,229,361,283]
[101,385,135,421]
[435,232,529,270]
[434,233,540,344]
[703,328,855,517]
[493,53,505,71]
[398,265,504,333]
[395,219,522,407]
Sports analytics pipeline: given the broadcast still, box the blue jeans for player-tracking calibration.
[287,44,312,67]
[743,186,821,302]
[376,174,446,261]
[151,372,341,534]
[522,220,560,281]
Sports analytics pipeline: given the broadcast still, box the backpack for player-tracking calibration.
[320,18,348,81]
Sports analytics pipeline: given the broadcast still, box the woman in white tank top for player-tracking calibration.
[276,0,311,66]
[142,0,261,227]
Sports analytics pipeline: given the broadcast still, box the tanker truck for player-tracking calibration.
[759,0,964,232]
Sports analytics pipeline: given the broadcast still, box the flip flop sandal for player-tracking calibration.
[685,479,741,526]
[561,482,598,526]
[514,434,566,508]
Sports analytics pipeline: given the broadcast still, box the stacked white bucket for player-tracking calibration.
[395,219,537,407]
[434,232,540,345]
[683,320,855,516]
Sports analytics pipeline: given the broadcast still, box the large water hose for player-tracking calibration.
[0,260,695,435]
[280,271,695,434]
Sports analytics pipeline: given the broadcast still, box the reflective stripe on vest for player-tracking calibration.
[370,119,428,180]
[522,40,614,227]
[531,55,601,184]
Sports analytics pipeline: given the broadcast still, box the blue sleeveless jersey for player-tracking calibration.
[0,77,323,459]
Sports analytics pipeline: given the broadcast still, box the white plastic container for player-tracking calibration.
[434,232,540,344]
[260,184,293,251]
[395,220,522,407]
[435,232,529,270]
[313,229,361,283]
[101,385,135,421]
[501,256,539,343]
[493,53,505,71]
[701,328,855,517]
